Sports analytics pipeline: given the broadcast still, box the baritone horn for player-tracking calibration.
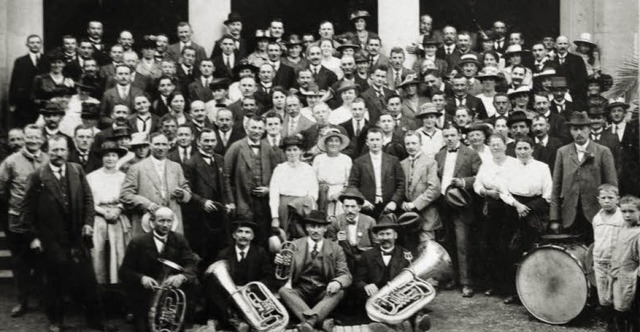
[149,258,187,332]
[209,260,289,332]
[275,241,296,280]
[366,240,452,325]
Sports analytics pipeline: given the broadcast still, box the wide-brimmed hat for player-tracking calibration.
[371,216,402,233]
[209,77,231,90]
[550,76,568,89]
[231,220,259,233]
[605,97,630,111]
[141,211,179,233]
[350,10,371,21]
[130,132,150,147]
[573,32,596,47]
[566,112,596,126]
[507,85,531,98]
[587,106,605,117]
[255,29,271,41]
[504,44,526,56]
[303,210,330,225]
[398,74,421,89]
[224,12,242,25]
[99,140,128,158]
[337,42,360,53]
[279,135,304,150]
[80,102,100,119]
[335,81,360,95]
[354,52,368,63]
[533,67,557,80]
[587,95,608,108]
[233,59,259,76]
[464,121,493,136]
[285,34,304,47]
[444,185,472,208]
[507,111,532,127]
[476,66,500,80]
[396,212,422,231]
[300,82,326,96]
[416,103,442,118]
[338,187,366,205]
[317,128,350,152]
[421,35,441,46]
[111,126,132,139]
[457,54,480,67]
[40,101,65,115]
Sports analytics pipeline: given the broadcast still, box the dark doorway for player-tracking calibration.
[232,0,378,50]
[421,0,560,47]
[43,0,188,52]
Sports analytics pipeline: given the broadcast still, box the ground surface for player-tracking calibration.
[0,281,607,332]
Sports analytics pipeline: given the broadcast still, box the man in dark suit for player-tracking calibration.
[348,127,405,218]
[531,115,563,173]
[167,124,196,166]
[187,100,215,137]
[434,125,481,297]
[59,35,83,81]
[119,207,198,332]
[266,42,295,89]
[588,107,621,174]
[548,76,575,121]
[22,135,114,332]
[366,37,388,74]
[69,124,100,173]
[492,21,508,55]
[276,210,352,332]
[100,65,144,127]
[445,32,479,70]
[175,46,201,94]
[360,65,395,124]
[307,45,338,90]
[340,99,370,157]
[354,219,431,332]
[98,44,124,84]
[92,104,131,156]
[445,75,488,119]
[211,35,238,79]
[386,47,415,91]
[213,108,245,155]
[166,22,208,64]
[436,25,457,60]
[104,51,153,94]
[551,36,588,106]
[9,34,48,127]
[188,59,216,103]
[203,220,273,330]
[532,93,570,143]
[86,21,109,66]
[211,12,248,59]
[606,98,640,196]
[550,112,618,243]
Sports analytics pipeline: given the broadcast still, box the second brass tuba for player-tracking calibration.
[274,241,296,280]
[209,260,289,332]
[366,240,452,325]
[149,258,188,332]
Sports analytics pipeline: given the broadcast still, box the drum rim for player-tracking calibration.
[516,244,590,325]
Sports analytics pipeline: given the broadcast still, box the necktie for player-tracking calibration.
[289,119,297,134]
[154,235,166,253]
[221,132,229,146]
[225,56,231,71]
[355,121,361,136]
[138,116,148,132]
[381,250,392,256]
[80,154,87,164]
[395,72,401,88]
[249,144,260,149]
[181,148,188,163]
[448,148,459,153]
[369,56,374,68]
[311,243,319,259]
[346,218,356,225]
[457,98,464,106]
[239,251,245,261]
[203,156,211,165]
[54,169,63,181]
[559,56,565,65]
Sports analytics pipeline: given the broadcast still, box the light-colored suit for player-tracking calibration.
[327,214,377,252]
[551,141,618,228]
[282,114,315,137]
[401,153,442,234]
[119,157,191,237]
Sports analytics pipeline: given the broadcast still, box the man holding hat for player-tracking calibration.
[120,207,198,332]
[550,112,617,243]
[212,12,247,60]
[276,210,351,332]
[204,220,273,331]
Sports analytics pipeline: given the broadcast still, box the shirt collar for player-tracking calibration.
[575,140,590,151]
[153,230,168,241]
[44,127,60,135]
[22,148,42,160]
[236,245,249,255]
[151,156,166,166]
[307,237,323,251]
[49,162,65,174]
[380,246,395,254]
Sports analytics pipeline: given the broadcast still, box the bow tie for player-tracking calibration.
[448,148,459,153]
[249,144,260,149]
[381,250,393,256]
[346,218,357,225]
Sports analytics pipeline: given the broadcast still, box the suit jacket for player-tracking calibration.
[223,139,280,220]
[214,245,273,288]
[360,86,396,123]
[550,142,618,228]
[434,145,482,223]
[187,118,215,138]
[340,119,371,158]
[105,72,153,94]
[446,49,479,70]
[360,133,408,160]
[211,53,238,79]
[368,54,389,73]
[127,113,161,134]
[288,237,352,288]
[152,96,171,117]
[211,36,248,60]
[534,136,564,173]
[273,63,296,89]
[119,157,192,235]
[166,42,208,65]
[386,67,415,90]
[311,65,338,90]
[348,152,405,206]
[213,127,246,155]
[619,119,640,196]
[176,64,200,93]
[31,74,75,103]
[544,111,571,143]
[282,114,315,137]
[401,153,441,231]
[445,94,488,119]
[98,63,117,83]
[354,245,411,290]
[550,52,588,103]
[9,53,47,106]
[326,214,377,252]
[188,77,214,103]
[592,130,621,176]
[100,85,145,120]
[167,144,196,165]
[550,100,575,121]
[22,162,94,262]
[184,151,228,207]
[68,148,101,174]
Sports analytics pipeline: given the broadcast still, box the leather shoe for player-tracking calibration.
[503,295,520,305]
[10,303,27,317]
[484,288,495,296]
[461,286,474,297]
[321,318,335,332]
[414,313,431,331]
[48,324,62,332]
[297,321,314,332]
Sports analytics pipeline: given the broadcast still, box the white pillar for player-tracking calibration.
[189,0,231,57]
[378,0,419,67]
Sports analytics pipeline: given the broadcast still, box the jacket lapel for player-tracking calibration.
[452,148,466,177]
[569,144,581,167]
[42,166,68,210]
[239,140,255,172]
[409,156,425,194]
[195,154,218,189]
[66,164,80,213]
[364,155,375,183]
[142,159,164,194]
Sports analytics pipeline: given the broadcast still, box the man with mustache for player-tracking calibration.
[550,112,618,244]
[204,220,273,331]
[531,115,563,172]
[276,210,351,332]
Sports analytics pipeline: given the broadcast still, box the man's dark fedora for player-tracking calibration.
[338,187,366,205]
[396,212,422,231]
[507,111,531,127]
[40,101,65,115]
[445,185,471,208]
[372,216,402,233]
[231,220,259,232]
[99,141,127,158]
[81,102,100,119]
[224,12,242,25]
[303,210,330,225]
[566,112,596,126]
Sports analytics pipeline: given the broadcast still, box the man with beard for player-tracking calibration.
[22,135,115,332]
[213,108,245,155]
[531,115,563,172]
[307,45,338,91]
[276,210,351,332]
[167,124,195,166]
[532,93,570,143]
[204,220,273,331]
[437,26,457,60]
[119,207,197,332]
[0,125,48,318]
[552,36,588,105]
[550,112,617,243]
[445,75,488,120]
[117,30,135,53]
[266,42,295,89]
[9,34,48,127]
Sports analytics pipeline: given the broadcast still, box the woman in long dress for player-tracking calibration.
[87,141,131,284]
[313,129,352,217]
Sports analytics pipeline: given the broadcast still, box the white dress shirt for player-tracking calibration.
[380,246,394,265]
[153,231,168,253]
[307,238,323,255]
[150,157,167,198]
[504,158,553,205]
[440,144,459,194]
[611,122,626,141]
[236,245,249,262]
[346,215,359,246]
[575,141,590,162]
[370,152,383,201]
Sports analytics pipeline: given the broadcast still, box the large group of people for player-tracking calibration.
[2,8,640,332]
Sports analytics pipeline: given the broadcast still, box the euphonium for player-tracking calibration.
[209,260,289,332]
[149,258,188,332]
[366,240,452,325]
[275,241,296,280]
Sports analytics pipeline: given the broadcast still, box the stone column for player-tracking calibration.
[378,0,420,67]
[189,0,231,57]
[0,0,44,129]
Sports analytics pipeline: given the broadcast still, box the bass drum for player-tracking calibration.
[516,244,590,325]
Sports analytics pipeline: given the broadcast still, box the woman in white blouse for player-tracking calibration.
[270,136,319,236]
[319,38,344,79]
[87,141,130,285]
[465,121,493,163]
[313,129,352,217]
[328,82,359,125]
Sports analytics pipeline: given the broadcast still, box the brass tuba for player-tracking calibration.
[366,240,452,325]
[274,241,296,280]
[208,260,289,332]
[149,258,188,332]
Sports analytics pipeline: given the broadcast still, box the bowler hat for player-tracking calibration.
[233,59,259,76]
[224,12,242,25]
[209,77,231,90]
[550,76,568,89]
[231,220,259,233]
[141,211,178,233]
[421,35,441,46]
[354,53,368,63]
[303,210,330,225]
[415,103,442,118]
[317,128,350,152]
[350,10,371,21]
[507,111,532,127]
[338,187,366,205]
[566,112,596,126]
[40,101,65,115]
[80,102,100,119]
[111,126,132,139]
[605,97,630,111]
[99,141,128,158]
[587,106,605,117]
[444,185,472,208]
